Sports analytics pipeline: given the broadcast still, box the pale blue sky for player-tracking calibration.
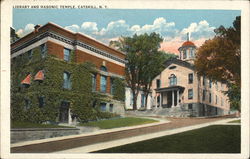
[13,9,240,53]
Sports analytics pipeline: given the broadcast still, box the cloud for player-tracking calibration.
[16,23,35,37]
[81,22,98,34]
[132,17,177,37]
[65,24,80,33]
[98,20,131,38]
[180,20,215,40]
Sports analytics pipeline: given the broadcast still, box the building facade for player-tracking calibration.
[126,39,230,117]
[11,22,126,124]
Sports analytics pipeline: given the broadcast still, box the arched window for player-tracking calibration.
[169,74,177,86]
[100,66,107,72]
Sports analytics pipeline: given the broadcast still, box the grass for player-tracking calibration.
[228,119,241,123]
[79,117,158,129]
[94,125,240,153]
[11,121,74,128]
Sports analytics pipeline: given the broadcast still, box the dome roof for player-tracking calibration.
[182,41,195,47]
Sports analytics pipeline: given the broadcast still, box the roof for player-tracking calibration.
[21,74,31,85]
[182,40,195,47]
[164,58,195,70]
[34,70,44,81]
[155,85,185,92]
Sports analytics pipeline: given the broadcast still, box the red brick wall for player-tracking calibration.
[47,41,64,59]
[75,49,125,76]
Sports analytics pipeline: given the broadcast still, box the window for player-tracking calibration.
[209,93,212,103]
[188,104,192,109]
[209,79,212,88]
[215,95,218,104]
[130,92,134,106]
[28,50,33,59]
[40,44,46,58]
[190,49,195,58]
[63,72,71,89]
[156,79,161,88]
[38,96,45,108]
[100,75,107,93]
[169,74,177,86]
[202,76,206,86]
[64,48,71,61]
[183,50,187,59]
[188,73,193,84]
[110,78,114,95]
[92,74,96,91]
[100,103,106,111]
[221,97,223,106]
[169,66,176,69]
[202,90,206,101]
[100,66,107,72]
[109,104,113,112]
[188,89,193,99]
[141,93,145,107]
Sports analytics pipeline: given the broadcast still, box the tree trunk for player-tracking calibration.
[145,92,149,109]
[132,91,139,110]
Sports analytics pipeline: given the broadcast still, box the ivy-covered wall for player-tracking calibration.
[11,46,123,124]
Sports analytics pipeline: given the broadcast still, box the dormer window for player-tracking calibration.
[169,66,176,70]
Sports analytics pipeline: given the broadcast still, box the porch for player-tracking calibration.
[155,86,185,108]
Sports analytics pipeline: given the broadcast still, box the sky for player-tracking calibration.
[13,9,240,54]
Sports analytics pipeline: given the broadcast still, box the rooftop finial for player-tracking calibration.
[187,32,189,41]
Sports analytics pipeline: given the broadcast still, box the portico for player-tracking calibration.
[155,86,184,108]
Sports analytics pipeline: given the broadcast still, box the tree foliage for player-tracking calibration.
[110,33,175,109]
[194,16,241,111]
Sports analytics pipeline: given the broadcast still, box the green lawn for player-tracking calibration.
[94,125,240,153]
[11,121,74,128]
[228,120,241,123]
[79,117,158,129]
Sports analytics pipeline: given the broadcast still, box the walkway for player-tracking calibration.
[11,116,239,153]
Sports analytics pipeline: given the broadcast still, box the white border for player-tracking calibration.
[1,0,249,159]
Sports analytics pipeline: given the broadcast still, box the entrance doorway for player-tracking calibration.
[59,101,70,123]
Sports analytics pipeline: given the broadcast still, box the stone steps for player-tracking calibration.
[125,107,191,117]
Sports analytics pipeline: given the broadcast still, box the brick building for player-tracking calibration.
[11,22,126,124]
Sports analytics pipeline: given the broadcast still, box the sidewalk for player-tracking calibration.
[11,116,240,153]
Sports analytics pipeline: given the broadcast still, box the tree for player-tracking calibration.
[110,33,175,110]
[195,16,241,111]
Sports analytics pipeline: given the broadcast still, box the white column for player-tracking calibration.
[68,108,72,125]
[172,90,174,107]
[160,93,162,108]
[177,90,180,107]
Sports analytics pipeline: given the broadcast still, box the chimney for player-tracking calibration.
[34,24,41,32]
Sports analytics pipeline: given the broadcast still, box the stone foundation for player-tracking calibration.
[11,128,80,143]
